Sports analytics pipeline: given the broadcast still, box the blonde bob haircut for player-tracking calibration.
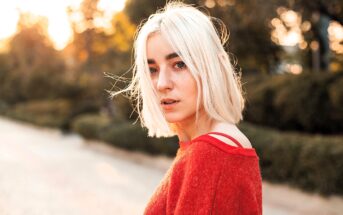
[112,1,245,138]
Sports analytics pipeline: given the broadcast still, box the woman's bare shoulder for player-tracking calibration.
[209,122,253,149]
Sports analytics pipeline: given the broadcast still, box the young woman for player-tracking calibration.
[114,1,262,214]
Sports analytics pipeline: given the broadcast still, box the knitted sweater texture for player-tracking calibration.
[144,132,262,215]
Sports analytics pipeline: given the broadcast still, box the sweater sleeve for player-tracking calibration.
[213,153,262,215]
[166,141,242,214]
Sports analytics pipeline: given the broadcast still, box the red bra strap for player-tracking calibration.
[207,132,243,148]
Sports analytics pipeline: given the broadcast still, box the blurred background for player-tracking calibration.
[0,0,342,214]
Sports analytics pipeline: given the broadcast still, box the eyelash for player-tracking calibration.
[149,61,187,74]
[149,68,158,74]
[174,61,187,70]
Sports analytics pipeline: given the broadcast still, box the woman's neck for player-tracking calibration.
[174,110,215,142]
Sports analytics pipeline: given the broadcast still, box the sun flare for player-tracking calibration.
[0,0,126,50]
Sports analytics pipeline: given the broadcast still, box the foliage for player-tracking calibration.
[4,99,73,128]
[67,1,135,74]
[294,0,343,24]
[111,12,136,53]
[71,114,112,139]
[328,77,343,121]
[243,72,343,134]
[239,122,343,196]
[124,0,167,25]
[0,101,9,114]
[0,14,112,127]
[66,4,136,121]
[100,122,178,156]
[0,13,67,104]
[68,112,178,156]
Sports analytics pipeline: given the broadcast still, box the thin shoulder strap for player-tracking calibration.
[207,132,243,148]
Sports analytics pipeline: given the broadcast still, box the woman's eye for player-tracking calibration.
[149,67,158,74]
[174,61,186,70]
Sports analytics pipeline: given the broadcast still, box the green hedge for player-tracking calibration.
[100,123,178,156]
[71,114,112,139]
[238,122,343,196]
[0,100,9,114]
[4,99,73,128]
[70,114,178,156]
[243,72,343,134]
[1,98,103,130]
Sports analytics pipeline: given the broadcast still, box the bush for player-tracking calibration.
[4,99,73,128]
[238,122,343,195]
[100,122,178,156]
[243,74,293,125]
[328,77,343,129]
[101,122,149,150]
[243,72,343,134]
[69,113,178,156]
[290,134,343,195]
[71,114,111,139]
[0,100,9,114]
[149,136,179,156]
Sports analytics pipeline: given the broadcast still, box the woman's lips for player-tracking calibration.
[161,99,180,110]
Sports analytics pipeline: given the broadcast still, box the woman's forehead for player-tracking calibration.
[146,33,180,61]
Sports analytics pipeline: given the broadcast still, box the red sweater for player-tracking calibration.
[144,132,262,215]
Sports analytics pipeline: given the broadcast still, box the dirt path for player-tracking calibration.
[0,117,342,215]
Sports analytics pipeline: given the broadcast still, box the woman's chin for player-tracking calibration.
[164,114,183,123]
[164,113,196,124]
[164,117,180,123]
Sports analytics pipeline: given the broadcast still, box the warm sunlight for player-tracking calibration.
[271,8,304,47]
[271,7,343,54]
[0,0,126,50]
[329,21,343,54]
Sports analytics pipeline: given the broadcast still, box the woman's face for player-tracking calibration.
[146,32,199,124]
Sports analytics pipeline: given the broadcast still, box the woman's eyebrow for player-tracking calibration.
[147,52,180,64]
[147,59,155,64]
[165,52,179,60]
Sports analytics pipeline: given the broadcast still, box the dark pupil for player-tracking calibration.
[177,62,185,68]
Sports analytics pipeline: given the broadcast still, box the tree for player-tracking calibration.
[294,0,343,72]
[67,0,102,73]
[66,1,138,120]
[2,12,66,103]
[201,0,282,73]
[124,0,167,25]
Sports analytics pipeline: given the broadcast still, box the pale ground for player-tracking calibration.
[0,116,342,215]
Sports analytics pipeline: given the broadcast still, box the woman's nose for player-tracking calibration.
[157,68,173,91]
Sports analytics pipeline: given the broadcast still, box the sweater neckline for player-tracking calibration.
[179,134,201,148]
[179,133,257,157]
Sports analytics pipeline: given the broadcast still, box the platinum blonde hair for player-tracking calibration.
[112,1,245,137]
